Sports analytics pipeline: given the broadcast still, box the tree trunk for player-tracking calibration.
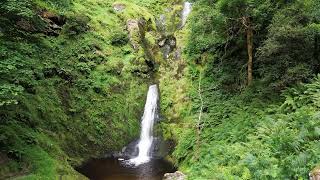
[246,18,253,86]
[195,71,203,161]
[314,34,320,73]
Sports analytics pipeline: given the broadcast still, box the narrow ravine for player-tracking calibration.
[2,0,320,179]
[76,1,192,179]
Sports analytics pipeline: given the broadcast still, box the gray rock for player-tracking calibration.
[159,36,176,59]
[158,39,166,47]
[169,39,176,47]
[174,48,181,60]
[162,45,171,59]
[113,3,126,12]
[127,19,139,32]
[163,171,186,180]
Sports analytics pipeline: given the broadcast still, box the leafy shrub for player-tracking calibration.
[63,14,90,36]
[76,62,91,74]
[0,84,24,106]
[110,31,129,46]
[169,73,320,179]
[0,0,35,19]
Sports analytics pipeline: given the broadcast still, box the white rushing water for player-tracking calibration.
[181,2,192,28]
[129,85,159,166]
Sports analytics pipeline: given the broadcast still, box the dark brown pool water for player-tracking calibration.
[76,157,176,180]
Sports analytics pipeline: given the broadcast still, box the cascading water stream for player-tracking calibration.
[129,85,159,166]
[181,2,192,28]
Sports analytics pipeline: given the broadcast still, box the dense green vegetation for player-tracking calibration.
[0,0,169,178]
[1,0,320,179]
[160,0,320,179]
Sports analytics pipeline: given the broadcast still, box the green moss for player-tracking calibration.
[113,1,155,23]
[0,0,162,179]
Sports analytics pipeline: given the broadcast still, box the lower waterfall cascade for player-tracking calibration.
[128,84,159,166]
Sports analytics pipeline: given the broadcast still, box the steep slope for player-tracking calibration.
[159,0,320,179]
[0,0,169,178]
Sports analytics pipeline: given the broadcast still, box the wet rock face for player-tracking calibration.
[104,135,175,162]
[163,171,186,180]
[120,139,139,158]
[150,137,175,158]
[107,137,174,159]
[158,36,176,59]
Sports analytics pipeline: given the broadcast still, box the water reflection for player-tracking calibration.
[77,157,176,180]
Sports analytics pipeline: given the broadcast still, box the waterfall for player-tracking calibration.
[129,85,159,166]
[181,2,192,28]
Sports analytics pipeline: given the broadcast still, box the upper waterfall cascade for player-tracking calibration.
[181,2,192,27]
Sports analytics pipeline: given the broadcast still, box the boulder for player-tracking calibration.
[310,167,320,180]
[127,19,139,33]
[163,171,186,180]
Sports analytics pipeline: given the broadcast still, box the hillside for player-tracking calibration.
[1,0,320,179]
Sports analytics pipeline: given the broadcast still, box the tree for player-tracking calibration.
[217,0,276,86]
[257,0,320,90]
